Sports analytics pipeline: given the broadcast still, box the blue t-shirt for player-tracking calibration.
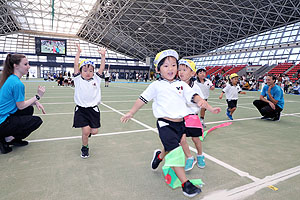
[261,84,284,109]
[0,74,25,124]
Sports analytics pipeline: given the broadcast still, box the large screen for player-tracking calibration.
[35,37,67,56]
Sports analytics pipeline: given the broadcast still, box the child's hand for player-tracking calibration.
[76,43,81,53]
[98,47,106,57]
[211,107,221,114]
[120,112,133,123]
[219,95,222,99]
[35,101,46,114]
[37,86,45,98]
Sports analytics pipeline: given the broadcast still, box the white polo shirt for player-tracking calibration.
[140,79,197,119]
[195,78,213,99]
[222,83,242,100]
[74,72,102,107]
[186,81,204,114]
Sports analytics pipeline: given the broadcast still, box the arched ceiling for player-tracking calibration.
[2,0,300,60]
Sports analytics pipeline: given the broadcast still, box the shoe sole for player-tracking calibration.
[151,149,161,171]
[183,190,201,198]
[185,160,197,172]
[81,155,90,158]
[197,164,205,169]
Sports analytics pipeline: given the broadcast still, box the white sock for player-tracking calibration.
[188,156,194,159]
[5,136,15,142]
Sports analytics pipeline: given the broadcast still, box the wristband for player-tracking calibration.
[35,95,40,100]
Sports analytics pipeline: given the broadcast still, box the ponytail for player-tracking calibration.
[0,54,26,88]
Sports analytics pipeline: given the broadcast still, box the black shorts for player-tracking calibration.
[105,77,109,81]
[185,127,203,137]
[157,118,185,152]
[73,105,101,128]
[226,99,238,109]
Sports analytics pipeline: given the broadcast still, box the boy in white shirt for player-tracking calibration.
[73,43,106,158]
[195,66,215,128]
[219,73,246,120]
[121,50,220,198]
[178,59,220,171]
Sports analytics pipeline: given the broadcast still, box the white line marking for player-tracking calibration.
[200,165,300,200]
[28,129,151,143]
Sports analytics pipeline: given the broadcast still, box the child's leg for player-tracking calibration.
[229,107,236,115]
[200,108,206,119]
[180,134,192,158]
[173,166,188,183]
[82,126,91,146]
[191,137,202,155]
[90,128,98,135]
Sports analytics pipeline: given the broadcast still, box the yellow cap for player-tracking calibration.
[178,59,196,72]
[229,73,239,79]
[153,49,179,68]
[79,59,95,69]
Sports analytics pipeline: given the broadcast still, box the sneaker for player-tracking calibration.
[182,180,202,198]
[200,118,206,128]
[272,113,281,121]
[226,110,233,120]
[151,149,162,171]
[197,155,206,168]
[261,116,272,120]
[185,157,196,171]
[81,146,89,158]
[0,140,12,154]
[88,133,92,138]
[7,139,29,146]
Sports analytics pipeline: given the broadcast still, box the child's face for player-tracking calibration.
[197,70,206,80]
[231,77,239,85]
[158,57,177,81]
[178,64,195,82]
[81,65,94,80]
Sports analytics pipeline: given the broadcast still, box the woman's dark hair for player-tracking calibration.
[156,56,179,72]
[0,54,26,88]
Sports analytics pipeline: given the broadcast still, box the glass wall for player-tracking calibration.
[192,22,300,67]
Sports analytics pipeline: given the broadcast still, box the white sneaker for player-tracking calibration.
[200,118,206,128]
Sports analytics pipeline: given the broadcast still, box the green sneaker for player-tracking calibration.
[184,157,196,171]
[197,155,205,168]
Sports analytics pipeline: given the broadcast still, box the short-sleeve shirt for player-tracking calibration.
[0,74,25,124]
[261,84,284,109]
[186,81,204,114]
[139,79,197,119]
[74,72,102,107]
[195,78,213,99]
[222,83,242,100]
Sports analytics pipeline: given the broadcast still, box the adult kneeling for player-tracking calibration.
[0,54,46,154]
[253,74,284,121]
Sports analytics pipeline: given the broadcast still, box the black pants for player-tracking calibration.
[0,106,43,140]
[253,100,282,118]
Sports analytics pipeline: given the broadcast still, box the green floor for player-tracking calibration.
[1,79,300,200]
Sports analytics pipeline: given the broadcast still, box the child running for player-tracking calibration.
[120,50,220,198]
[73,43,106,158]
[178,59,220,171]
[219,73,246,120]
[195,66,215,128]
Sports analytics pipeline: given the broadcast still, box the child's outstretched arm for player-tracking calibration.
[74,43,81,74]
[193,95,221,114]
[97,47,106,74]
[120,99,145,123]
[219,92,224,99]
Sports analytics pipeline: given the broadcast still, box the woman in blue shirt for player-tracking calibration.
[0,54,46,154]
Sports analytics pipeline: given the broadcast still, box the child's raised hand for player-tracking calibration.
[98,47,106,56]
[76,43,81,53]
[120,112,133,123]
[37,86,45,98]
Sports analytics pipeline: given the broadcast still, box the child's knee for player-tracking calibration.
[91,128,98,135]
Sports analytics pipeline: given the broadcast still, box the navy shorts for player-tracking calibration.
[226,99,238,109]
[73,105,101,128]
[157,118,185,152]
